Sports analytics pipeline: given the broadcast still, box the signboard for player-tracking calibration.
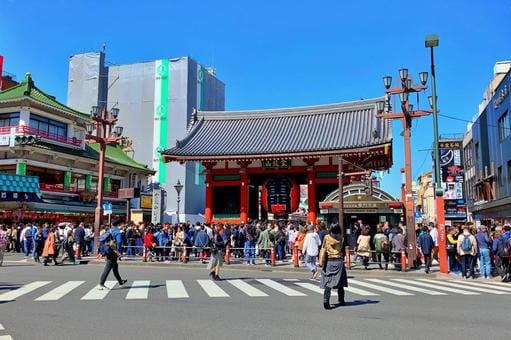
[444,199,467,219]
[151,189,162,224]
[0,192,40,202]
[118,187,137,199]
[102,202,113,215]
[262,159,291,170]
[439,141,464,200]
[140,195,152,209]
[0,135,9,146]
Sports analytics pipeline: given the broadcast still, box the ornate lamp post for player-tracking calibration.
[377,68,432,269]
[85,106,123,255]
[174,179,183,223]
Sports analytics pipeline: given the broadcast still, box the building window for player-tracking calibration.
[0,112,20,127]
[498,110,510,142]
[498,166,503,187]
[29,113,68,138]
[475,142,479,160]
[508,160,511,184]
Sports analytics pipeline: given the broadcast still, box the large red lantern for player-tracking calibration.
[261,176,299,215]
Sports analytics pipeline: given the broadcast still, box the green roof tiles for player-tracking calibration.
[87,143,150,170]
[0,73,90,119]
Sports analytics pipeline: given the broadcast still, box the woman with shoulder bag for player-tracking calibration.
[319,224,348,309]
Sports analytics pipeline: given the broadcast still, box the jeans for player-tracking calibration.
[244,240,255,264]
[305,254,317,273]
[100,256,123,285]
[423,253,431,272]
[23,239,32,256]
[461,254,474,278]
[127,240,136,256]
[277,243,285,260]
[478,248,491,278]
[448,251,459,272]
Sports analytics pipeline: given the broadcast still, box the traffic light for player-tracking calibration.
[15,135,41,145]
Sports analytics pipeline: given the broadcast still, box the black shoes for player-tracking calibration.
[119,279,128,286]
[214,275,221,281]
[323,302,331,310]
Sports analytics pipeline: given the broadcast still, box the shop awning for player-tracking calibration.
[0,174,40,193]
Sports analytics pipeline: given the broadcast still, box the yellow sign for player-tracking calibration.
[140,195,153,209]
[131,210,143,224]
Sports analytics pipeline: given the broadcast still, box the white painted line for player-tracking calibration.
[282,279,300,282]
[392,279,479,295]
[126,280,150,300]
[256,279,307,296]
[418,279,508,295]
[449,280,511,292]
[0,323,4,330]
[227,279,268,297]
[81,281,117,300]
[349,279,414,296]
[35,281,85,301]
[366,279,447,296]
[483,281,511,287]
[294,282,338,296]
[344,286,380,296]
[0,335,13,340]
[166,280,189,298]
[0,281,52,302]
[197,280,230,297]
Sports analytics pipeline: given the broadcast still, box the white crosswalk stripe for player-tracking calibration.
[417,279,509,295]
[227,279,268,297]
[126,280,150,300]
[0,323,4,330]
[349,279,414,296]
[81,281,117,300]
[197,280,229,297]
[0,335,13,340]
[366,279,447,296]
[392,279,479,295]
[35,281,85,301]
[166,280,189,298]
[0,281,52,302]
[256,279,307,296]
[344,286,379,296]
[483,281,511,288]
[447,279,511,292]
[294,282,338,296]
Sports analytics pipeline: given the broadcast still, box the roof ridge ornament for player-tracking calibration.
[23,72,33,96]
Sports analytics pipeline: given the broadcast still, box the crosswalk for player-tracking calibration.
[0,278,509,303]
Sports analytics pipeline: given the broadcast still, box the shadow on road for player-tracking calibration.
[331,300,379,309]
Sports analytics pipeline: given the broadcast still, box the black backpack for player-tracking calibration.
[497,237,511,258]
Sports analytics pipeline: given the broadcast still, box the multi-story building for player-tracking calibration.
[67,52,225,222]
[0,72,153,223]
[464,61,511,224]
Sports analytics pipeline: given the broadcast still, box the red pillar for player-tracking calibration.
[436,195,448,273]
[205,172,213,223]
[240,170,248,223]
[307,167,317,223]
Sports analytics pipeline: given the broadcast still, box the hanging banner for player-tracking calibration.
[151,188,162,224]
[153,59,169,185]
[195,65,205,185]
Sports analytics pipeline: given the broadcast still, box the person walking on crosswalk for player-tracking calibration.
[320,224,348,309]
[99,220,127,290]
[208,224,228,281]
[0,225,7,266]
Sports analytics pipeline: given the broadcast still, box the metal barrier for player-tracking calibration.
[344,247,408,271]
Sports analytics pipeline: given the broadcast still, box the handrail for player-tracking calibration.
[0,125,82,147]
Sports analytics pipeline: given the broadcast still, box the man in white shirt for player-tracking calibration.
[303,225,321,279]
[20,224,33,257]
[429,223,439,262]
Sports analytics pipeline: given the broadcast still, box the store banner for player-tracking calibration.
[153,59,169,185]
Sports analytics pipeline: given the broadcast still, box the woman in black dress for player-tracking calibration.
[320,224,348,309]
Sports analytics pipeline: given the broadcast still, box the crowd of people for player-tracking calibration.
[0,219,510,283]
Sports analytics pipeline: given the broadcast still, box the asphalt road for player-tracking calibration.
[1,259,510,340]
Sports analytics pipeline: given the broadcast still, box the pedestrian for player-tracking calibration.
[418,226,434,274]
[373,224,390,270]
[244,224,256,265]
[0,225,7,266]
[43,226,59,266]
[34,227,45,263]
[257,224,274,265]
[20,224,33,257]
[99,220,127,289]
[494,225,511,281]
[446,227,459,273]
[457,225,477,279]
[429,223,439,262]
[144,228,157,261]
[320,224,348,309]
[208,224,227,280]
[74,223,85,259]
[61,230,76,265]
[194,224,210,264]
[356,227,371,269]
[475,225,492,279]
[303,224,321,279]
[391,227,406,270]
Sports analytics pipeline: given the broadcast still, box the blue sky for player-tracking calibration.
[1,0,511,197]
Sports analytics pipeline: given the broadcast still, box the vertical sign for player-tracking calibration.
[153,59,169,185]
[151,188,162,224]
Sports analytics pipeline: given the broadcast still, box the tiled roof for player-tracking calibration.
[0,73,89,120]
[162,98,392,161]
[34,142,153,173]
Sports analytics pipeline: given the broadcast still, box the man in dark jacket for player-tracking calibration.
[195,225,210,264]
[99,220,128,290]
[418,226,434,274]
[74,223,85,259]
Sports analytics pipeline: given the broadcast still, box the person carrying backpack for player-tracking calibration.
[494,225,511,281]
[99,220,127,290]
[457,225,477,279]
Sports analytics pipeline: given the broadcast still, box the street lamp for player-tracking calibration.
[174,179,183,223]
[377,65,433,269]
[425,33,448,274]
[85,106,122,255]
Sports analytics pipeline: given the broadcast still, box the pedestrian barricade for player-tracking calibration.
[344,247,409,271]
